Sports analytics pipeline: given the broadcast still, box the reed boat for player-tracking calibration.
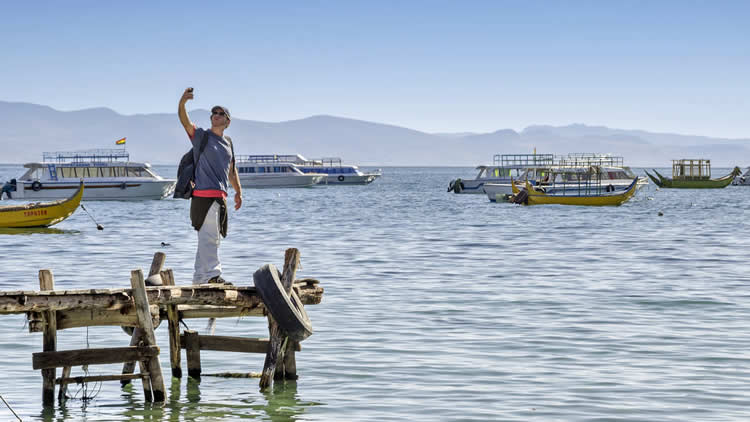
[0,181,83,228]
[511,178,638,206]
[645,159,740,189]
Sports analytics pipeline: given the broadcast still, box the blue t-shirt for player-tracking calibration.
[191,128,233,194]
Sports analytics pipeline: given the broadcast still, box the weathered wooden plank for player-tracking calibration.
[178,305,264,319]
[29,306,160,332]
[130,269,165,402]
[58,366,71,401]
[163,269,182,378]
[33,346,159,369]
[177,335,301,354]
[184,330,201,381]
[3,282,322,315]
[122,254,167,385]
[56,373,145,384]
[260,248,300,389]
[40,269,57,406]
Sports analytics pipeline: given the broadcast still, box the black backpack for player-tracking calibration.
[173,131,236,199]
[173,131,210,199]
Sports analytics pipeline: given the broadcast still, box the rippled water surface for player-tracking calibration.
[1,165,750,421]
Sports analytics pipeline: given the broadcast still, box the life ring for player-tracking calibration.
[337,175,345,182]
[31,181,42,191]
[120,182,127,190]
[254,264,313,342]
[606,184,615,192]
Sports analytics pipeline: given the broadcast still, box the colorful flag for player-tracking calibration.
[115,137,126,145]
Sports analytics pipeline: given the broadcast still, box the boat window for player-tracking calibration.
[58,167,73,178]
[126,167,141,177]
[258,167,265,173]
[76,167,91,177]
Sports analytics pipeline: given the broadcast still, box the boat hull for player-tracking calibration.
[320,174,380,185]
[239,174,325,188]
[513,178,639,206]
[16,179,175,200]
[0,182,83,227]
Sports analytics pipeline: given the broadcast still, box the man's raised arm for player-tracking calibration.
[178,87,195,138]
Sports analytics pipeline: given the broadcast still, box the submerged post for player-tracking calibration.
[122,252,165,386]
[162,269,182,378]
[130,269,166,402]
[260,248,300,389]
[39,269,56,406]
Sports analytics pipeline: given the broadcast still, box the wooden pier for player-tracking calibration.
[0,248,323,406]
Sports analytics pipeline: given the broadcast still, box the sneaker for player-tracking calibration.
[208,276,233,285]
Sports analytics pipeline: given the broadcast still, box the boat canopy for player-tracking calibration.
[672,159,711,180]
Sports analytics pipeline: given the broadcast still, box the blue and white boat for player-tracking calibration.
[234,155,326,188]
[448,154,555,194]
[237,155,381,185]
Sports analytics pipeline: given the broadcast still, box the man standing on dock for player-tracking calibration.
[178,87,243,285]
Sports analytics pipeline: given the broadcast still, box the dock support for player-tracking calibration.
[163,269,182,378]
[130,269,166,402]
[260,248,300,389]
[185,330,201,381]
[39,269,56,406]
[122,252,165,386]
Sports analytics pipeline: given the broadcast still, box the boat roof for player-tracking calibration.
[43,149,130,163]
[24,161,151,168]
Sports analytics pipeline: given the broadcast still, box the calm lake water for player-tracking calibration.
[1,165,750,421]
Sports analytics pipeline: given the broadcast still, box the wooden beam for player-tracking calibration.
[260,248,300,389]
[33,346,159,369]
[39,269,56,406]
[163,269,182,379]
[184,330,201,381]
[3,282,323,315]
[56,374,144,384]
[130,269,166,402]
[177,335,301,354]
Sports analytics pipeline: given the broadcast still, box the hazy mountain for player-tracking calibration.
[1,101,748,167]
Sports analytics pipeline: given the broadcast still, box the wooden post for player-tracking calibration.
[162,269,182,378]
[130,269,166,402]
[39,269,56,406]
[122,252,166,385]
[58,366,71,402]
[260,248,300,389]
[184,330,201,381]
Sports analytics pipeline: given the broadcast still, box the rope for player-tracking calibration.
[0,393,22,421]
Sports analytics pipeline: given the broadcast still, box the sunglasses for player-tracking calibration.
[211,111,226,116]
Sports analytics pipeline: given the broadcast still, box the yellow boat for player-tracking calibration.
[512,177,638,206]
[0,181,83,228]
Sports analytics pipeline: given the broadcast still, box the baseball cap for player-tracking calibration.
[211,105,231,120]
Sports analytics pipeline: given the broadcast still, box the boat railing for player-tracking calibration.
[43,149,130,163]
[235,154,304,164]
[672,159,711,179]
[492,154,555,168]
[556,153,624,168]
[303,157,343,167]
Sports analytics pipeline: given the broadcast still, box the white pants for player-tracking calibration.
[193,201,222,284]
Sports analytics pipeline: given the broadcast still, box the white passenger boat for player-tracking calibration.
[3,150,176,201]
[234,156,326,188]
[448,154,555,194]
[238,154,381,185]
[483,153,648,202]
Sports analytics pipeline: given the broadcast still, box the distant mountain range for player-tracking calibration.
[1,100,748,167]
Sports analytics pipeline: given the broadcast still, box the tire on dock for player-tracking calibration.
[253,264,313,342]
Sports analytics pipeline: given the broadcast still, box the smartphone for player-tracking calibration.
[187,87,194,93]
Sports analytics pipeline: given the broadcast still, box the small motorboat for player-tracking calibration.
[0,181,83,228]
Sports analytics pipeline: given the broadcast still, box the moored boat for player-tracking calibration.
[234,156,326,188]
[5,150,176,201]
[0,181,83,228]
[448,153,555,194]
[645,159,740,189]
[508,166,639,206]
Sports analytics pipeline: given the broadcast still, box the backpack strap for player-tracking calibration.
[225,135,236,167]
[193,130,210,180]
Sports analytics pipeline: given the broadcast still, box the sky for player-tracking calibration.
[1,1,748,138]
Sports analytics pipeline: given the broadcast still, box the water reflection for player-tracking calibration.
[0,227,79,236]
